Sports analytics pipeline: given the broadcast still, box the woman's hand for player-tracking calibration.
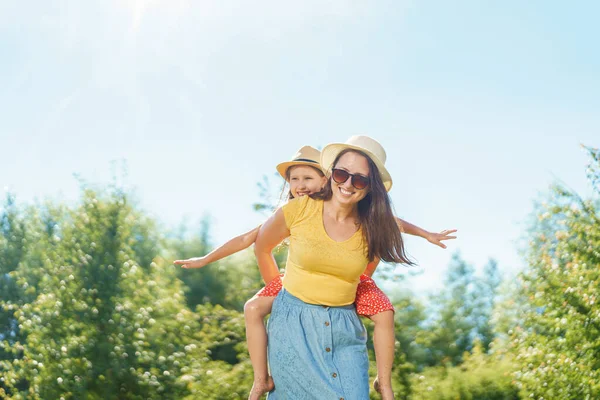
[173,257,209,269]
[425,229,457,249]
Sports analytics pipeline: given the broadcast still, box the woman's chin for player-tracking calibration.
[333,191,357,205]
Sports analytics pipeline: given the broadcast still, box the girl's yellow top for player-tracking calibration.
[281,195,369,306]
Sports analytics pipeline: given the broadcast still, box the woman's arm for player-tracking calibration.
[254,208,290,284]
[174,226,260,269]
[395,217,457,249]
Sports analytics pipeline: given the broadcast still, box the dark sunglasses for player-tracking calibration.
[331,168,370,190]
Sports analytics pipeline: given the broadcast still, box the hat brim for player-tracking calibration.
[320,143,393,192]
[276,160,326,180]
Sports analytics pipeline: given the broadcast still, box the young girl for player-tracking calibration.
[174,145,457,399]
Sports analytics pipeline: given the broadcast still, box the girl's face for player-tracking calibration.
[331,151,370,205]
[288,165,327,198]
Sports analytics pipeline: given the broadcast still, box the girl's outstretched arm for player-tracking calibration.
[395,217,457,249]
[174,226,260,269]
[254,208,290,284]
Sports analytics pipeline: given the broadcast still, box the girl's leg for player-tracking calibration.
[244,295,276,400]
[356,275,396,399]
[370,310,395,400]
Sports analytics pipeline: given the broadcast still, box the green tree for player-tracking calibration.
[0,194,26,340]
[0,189,207,399]
[0,193,27,395]
[391,295,429,371]
[472,259,502,352]
[422,253,478,366]
[182,304,254,399]
[410,339,519,400]
[511,145,600,399]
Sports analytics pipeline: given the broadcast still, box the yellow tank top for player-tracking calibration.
[281,195,369,306]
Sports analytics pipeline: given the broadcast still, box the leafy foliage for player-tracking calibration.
[2,144,598,399]
[509,146,600,399]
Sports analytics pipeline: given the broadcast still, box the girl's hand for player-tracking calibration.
[173,257,209,269]
[425,229,457,249]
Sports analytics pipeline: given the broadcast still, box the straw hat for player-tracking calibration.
[276,145,325,180]
[320,135,393,192]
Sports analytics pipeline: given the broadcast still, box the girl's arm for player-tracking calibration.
[174,226,260,269]
[395,217,457,249]
[254,208,290,284]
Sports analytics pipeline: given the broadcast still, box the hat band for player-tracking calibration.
[293,158,319,164]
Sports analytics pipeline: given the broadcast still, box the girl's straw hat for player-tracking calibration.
[276,145,325,180]
[320,135,393,192]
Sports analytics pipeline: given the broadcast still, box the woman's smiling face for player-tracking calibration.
[331,151,370,205]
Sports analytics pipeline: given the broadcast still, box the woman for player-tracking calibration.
[176,145,456,399]
[254,135,413,399]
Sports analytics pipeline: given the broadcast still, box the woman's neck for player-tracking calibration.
[324,198,358,222]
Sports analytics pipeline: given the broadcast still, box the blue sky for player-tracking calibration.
[1,1,598,295]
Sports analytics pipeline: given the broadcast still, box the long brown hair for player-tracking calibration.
[312,149,413,265]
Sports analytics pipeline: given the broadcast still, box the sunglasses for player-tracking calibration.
[331,168,370,190]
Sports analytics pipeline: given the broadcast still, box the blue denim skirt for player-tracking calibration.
[266,289,369,399]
